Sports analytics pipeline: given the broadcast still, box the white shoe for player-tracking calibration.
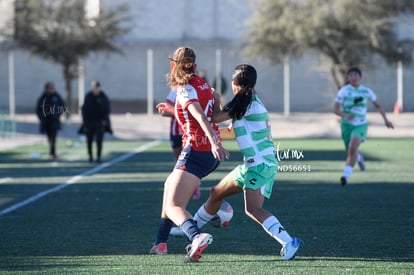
[357,154,365,171]
[170,226,186,237]
[185,233,213,262]
[280,237,302,260]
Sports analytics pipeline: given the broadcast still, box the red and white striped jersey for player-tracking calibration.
[165,90,182,136]
[175,75,217,152]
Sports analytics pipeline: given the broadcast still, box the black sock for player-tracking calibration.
[180,218,201,241]
[155,218,173,244]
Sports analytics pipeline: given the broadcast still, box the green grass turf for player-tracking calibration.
[0,138,413,274]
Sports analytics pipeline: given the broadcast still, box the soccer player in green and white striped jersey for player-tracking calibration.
[192,64,302,260]
[334,67,394,186]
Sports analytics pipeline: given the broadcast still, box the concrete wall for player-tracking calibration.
[1,0,413,114]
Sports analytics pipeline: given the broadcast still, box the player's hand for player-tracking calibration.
[212,88,221,102]
[211,142,230,161]
[344,114,354,120]
[156,102,174,116]
[385,119,394,129]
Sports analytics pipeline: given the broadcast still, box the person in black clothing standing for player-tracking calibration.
[36,81,66,160]
[79,81,112,163]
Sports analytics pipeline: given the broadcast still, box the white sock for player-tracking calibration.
[342,165,353,179]
[262,216,293,245]
[194,204,215,228]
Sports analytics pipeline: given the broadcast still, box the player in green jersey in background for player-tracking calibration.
[334,67,394,186]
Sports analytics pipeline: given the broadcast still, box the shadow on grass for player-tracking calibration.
[1,147,383,178]
[0,141,412,264]
[0,179,412,263]
[0,150,177,178]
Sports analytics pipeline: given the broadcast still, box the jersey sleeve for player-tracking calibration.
[165,90,177,105]
[176,84,198,110]
[367,88,377,102]
[335,87,345,104]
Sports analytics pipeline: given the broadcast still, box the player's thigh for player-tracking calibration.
[348,136,362,152]
[341,123,353,148]
[166,169,199,207]
[350,124,368,142]
[210,172,242,199]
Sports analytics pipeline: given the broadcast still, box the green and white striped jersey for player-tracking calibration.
[232,95,277,168]
[335,84,377,126]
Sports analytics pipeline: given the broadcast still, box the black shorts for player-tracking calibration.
[170,134,183,149]
[174,145,220,179]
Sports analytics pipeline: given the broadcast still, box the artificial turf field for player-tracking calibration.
[0,138,413,274]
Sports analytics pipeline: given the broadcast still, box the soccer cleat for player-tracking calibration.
[149,242,167,255]
[357,154,365,171]
[184,233,213,263]
[340,176,347,187]
[170,226,186,237]
[280,237,302,260]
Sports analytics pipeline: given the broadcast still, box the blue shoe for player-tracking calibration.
[280,237,302,260]
[357,155,365,171]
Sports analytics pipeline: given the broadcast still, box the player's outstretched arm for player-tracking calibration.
[156,102,174,117]
[219,126,235,140]
[212,110,232,123]
[373,101,394,129]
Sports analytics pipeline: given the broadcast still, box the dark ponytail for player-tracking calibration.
[224,64,257,120]
[223,88,253,120]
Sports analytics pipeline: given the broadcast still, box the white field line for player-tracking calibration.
[0,141,161,217]
[0,177,13,184]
